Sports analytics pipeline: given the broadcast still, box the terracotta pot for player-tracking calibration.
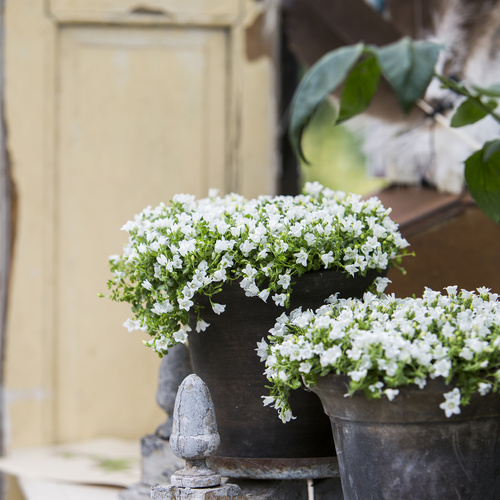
[188,269,380,479]
[311,374,500,500]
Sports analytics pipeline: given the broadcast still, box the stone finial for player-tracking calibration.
[169,374,221,488]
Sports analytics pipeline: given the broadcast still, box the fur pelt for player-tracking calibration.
[353,0,500,193]
[283,0,500,193]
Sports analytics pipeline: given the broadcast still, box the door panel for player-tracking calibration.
[56,25,227,440]
[4,0,278,451]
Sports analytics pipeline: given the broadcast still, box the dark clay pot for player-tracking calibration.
[188,269,380,479]
[311,374,500,500]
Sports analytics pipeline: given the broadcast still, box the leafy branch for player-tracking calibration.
[289,37,500,223]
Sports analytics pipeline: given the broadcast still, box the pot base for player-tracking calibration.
[208,456,339,480]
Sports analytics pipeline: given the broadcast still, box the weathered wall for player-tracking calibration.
[3,0,278,471]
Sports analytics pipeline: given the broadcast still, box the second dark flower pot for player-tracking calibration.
[188,269,380,479]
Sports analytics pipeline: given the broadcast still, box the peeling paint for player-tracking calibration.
[130,5,171,16]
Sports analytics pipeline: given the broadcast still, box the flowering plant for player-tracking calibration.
[261,285,500,422]
[107,182,409,354]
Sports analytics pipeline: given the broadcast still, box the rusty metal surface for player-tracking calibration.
[208,456,339,480]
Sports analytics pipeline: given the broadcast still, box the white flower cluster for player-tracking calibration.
[107,182,409,354]
[262,283,500,422]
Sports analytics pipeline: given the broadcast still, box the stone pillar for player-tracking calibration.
[151,374,246,500]
[121,344,192,500]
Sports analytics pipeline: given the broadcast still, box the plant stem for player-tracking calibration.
[436,74,500,125]
[416,99,482,150]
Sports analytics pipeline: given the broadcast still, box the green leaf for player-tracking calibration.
[373,37,442,113]
[288,44,365,163]
[472,83,500,98]
[464,140,500,223]
[450,97,497,128]
[483,140,500,162]
[337,55,382,123]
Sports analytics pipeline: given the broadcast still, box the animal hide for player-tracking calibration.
[284,0,500,193]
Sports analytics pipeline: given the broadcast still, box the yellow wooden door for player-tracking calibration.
[4,0,278,471]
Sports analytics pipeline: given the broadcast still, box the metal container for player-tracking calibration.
[312,374,500,500]
[188,270,380,479]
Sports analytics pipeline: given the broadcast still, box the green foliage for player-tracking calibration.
[289,44,363,163]
[374,38,442,113]
[289,37,500,224]
[450,98,497,128]
[465,141,500,223]
[338,55,381,123]
[289,38,441,164]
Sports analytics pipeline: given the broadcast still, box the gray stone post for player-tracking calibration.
[151,374,246,500]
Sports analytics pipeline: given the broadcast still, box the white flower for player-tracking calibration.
[304,233,316,246]
[369,381,384,394]
[431,358,451,379]
[262,395,275,407]
[321,251,335,269]
[478,382,492,396]
[294,249,308,266]
[440,388,461,418]
[290,222,304,238]
[349,369,368,382]
[240,277,259,296]
[155,336,170,351]
[373,277,391,293]
[240,240,256,255]
[212,303,226,315]
[142,279,153,291]
[173,329,188,344]
[258,289,270,302]
[178,296,194,311]
[277,273,291,290]
[215,238,235,253]
[303,181,323,196]
[280,408,296,423]
[272,293,287,307]
[345,264,358,276]
[196,320,210,332]
[256,338,269,362]
[384,388,399,401]
[459,347,474,361]
[213,268,227,282]
[152,300,174,315]
[157,254,168,266]
[243,264,257,278]
[216,220,229,235]
[178,239,196,256]
[299,362,312,374]
[123,318,144,332]
[320,346,342,366]
[414,377,427,389]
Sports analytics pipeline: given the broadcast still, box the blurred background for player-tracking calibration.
[1,1,499,499]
